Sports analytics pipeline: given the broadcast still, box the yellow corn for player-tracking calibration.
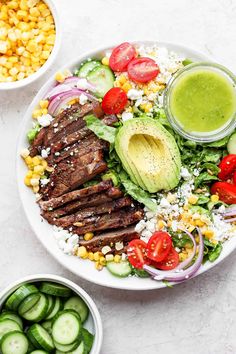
[114,254,121,263]
[211,239,218,245]
[179,252,188,261]
[39,99,49,109]
[77,246,88,259]
[188,225,195,233]
[33,185,39,193]
[32,156,41,166]
[119,75,127,85]
[188,195,198,205]
[20,148,29,158]
[101,56,109,66]
[210,194,219,202]
[157,219,165,230]
[95,261,103,271]
[24,176,31,186]
[32,109,42,119]
[122,82,132,93]
[203,229,214,239]
[34,165,44,174]
[195,219,205,227]
[88,252,94,261]
[93,252,101,262]
[140,102,152,113]
[99,256,106,266]
[55,71,65,83]
[84,232,94,241]
[25,156,32,165]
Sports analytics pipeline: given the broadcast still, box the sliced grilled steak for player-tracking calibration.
[73,206,144,235]
[39,180,113,211]
[102,114,118,126]
[52,197,132,228]
[41,187,123,222]
[29,127,47,157]
[79,226,140,252]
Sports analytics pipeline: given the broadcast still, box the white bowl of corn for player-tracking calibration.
[0,0,61,90]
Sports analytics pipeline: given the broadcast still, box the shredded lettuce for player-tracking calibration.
[84,114,117,144]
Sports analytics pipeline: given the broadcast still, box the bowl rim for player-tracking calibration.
[164,61,236,143]
[16,40,236,290]
[0,274,103,354]
[0,0,61,91]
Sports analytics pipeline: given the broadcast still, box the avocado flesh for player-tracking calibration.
[115,118,181,193]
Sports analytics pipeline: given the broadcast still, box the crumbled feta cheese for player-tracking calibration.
[121,112,133,121]
[40,178,50,186]
[105,254,114,262]
[41,148,50,158]
[135,220,146,233]
[79,93,88,105]
[159,197,170,208]
[101,246,112,255]
[121,253,127,261]
[115,242,124,251]
[67,234,79,246]
[38,114,53,127]
[180,167,192,180]
[127,89,143,100]
[76,79,89,90]
[20,148,30,158]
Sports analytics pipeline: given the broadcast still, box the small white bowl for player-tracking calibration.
[0,0,61,91]
[0,274,103,354]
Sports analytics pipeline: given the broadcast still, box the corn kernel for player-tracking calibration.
[25,156,32,165]
[41,160,48,168]
[188,195,199,205]
[88,252,94,261]
[20,148,30,158]
[195,219,205,227]
[93,252,101,261]
[203,230,214,239]
[55,72,65,83]
[210,194,219,203]
[24,176,31,186]
[77,246,88,258]
[99,256,106,266]
[211,239,218,245]
[30,178,39,186]
[188,225,195,233]
[26,170,33,178]
[32,156,41,166]
[114,254,121,263]
[33,185,40,193]
[118,75,127,85]
[157,219,165,230]
[179,252,188,261]
[101,56,109,66]
[84,232,94,241]
[32,109,42,118]
[95,261,103,271]
[39,100,49,109]
[122,82,132,93]
[34,165,44,174]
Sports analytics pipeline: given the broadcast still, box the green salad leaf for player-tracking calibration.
[170,231,194,248]
[203,239,223,263]
[194,172,218,188]
[84,114,117,144]
[27,123,41,143]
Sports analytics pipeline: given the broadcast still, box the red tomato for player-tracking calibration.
[127,57,160,83]
[211,181,236,204]
[233,171,236,185]
[218,154,236,180]
[147,231,172,262]
[109,42,136,72]
[127,239,149,269]
[154,248,180,270]
[102,87,128,114]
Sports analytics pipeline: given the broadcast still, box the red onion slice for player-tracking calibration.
[63,76,96,92]
[143,228,204,282]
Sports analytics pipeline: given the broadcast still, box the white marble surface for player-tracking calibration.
[0,0,236,353]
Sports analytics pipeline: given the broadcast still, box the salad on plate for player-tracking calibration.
[20,42,236,284]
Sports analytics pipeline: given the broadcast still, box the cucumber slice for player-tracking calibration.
[106,261,132,278]
[52,311,81,345]
[71,341,85,354]
[45,297,62,320]
[27,339,35,353]
[22,294,48,322]
[0,313,23,330]
[27,324,54,352]
[0,319,22,340]
[81,328,94,352]
[87,65,114,98]
[54,340,80,352]
[30,351,48,354]
[44,296,55,318]
[64,297,88,323]
[0,331,28,354]
[77,60,101,78]
[41,321,52,335]
[39,283,71,298]
[5,285,39,311]
[18,294,41,316]
[227,132,236,154]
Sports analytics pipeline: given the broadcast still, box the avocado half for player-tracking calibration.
[115,117,181,193]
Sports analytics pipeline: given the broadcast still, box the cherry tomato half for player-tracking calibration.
[218,154,236,180]
[211,181,236,204]
[147,231,172,262]
[109,42,136,72]
[127,239,149,269]
[154,247,180,270]
[127,57,160,83]
[233,171,236,185]
[102,87,128,114]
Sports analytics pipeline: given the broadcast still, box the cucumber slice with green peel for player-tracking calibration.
[41,321,52,335]
[87,65,114,98]
[26,339,35,353]
[0,319,22,340]
[71,341,85,354]
[227,132,236,154]
[30,351,48,354]
[45,297,62,320]
[0,331,28,354]
[64,297,89,323]
[106,261,132,278]
[22,294,48,322]
[44,297,55,318]
[0,313,23,330]
[52,311,81,345]
[54,339,81,352]
[18,294,41,316]
[27,324,54,352]
[77,60,101,78]
[81,328,94,352]
[39,283,71,298]
[5,285,39,311]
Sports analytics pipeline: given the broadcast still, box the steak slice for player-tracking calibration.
[52,197,132,228]
[29,127,47,157]
[79,226,140,252]
[39,179,113,211]
[73,206,144,235]
[41,187,123,222]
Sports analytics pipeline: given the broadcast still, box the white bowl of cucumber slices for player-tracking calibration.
[0,274,103,354]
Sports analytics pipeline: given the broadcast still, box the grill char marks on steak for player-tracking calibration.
[50,197,132,228]
[41,149,107,198]
[79,226,140,252]
[39,179,113,211]
[41,187,123,222]
[73,206,144,235]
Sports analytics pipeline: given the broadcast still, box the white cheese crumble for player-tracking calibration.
[121,112,133,121]
[127,89,143,100]
[53,226,78,255]
[79,93,88,105]
[41,148,50,158]
[76,79,90,90]
[38,114,53,127]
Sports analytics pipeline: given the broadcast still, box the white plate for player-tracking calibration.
[16,41,236,290]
